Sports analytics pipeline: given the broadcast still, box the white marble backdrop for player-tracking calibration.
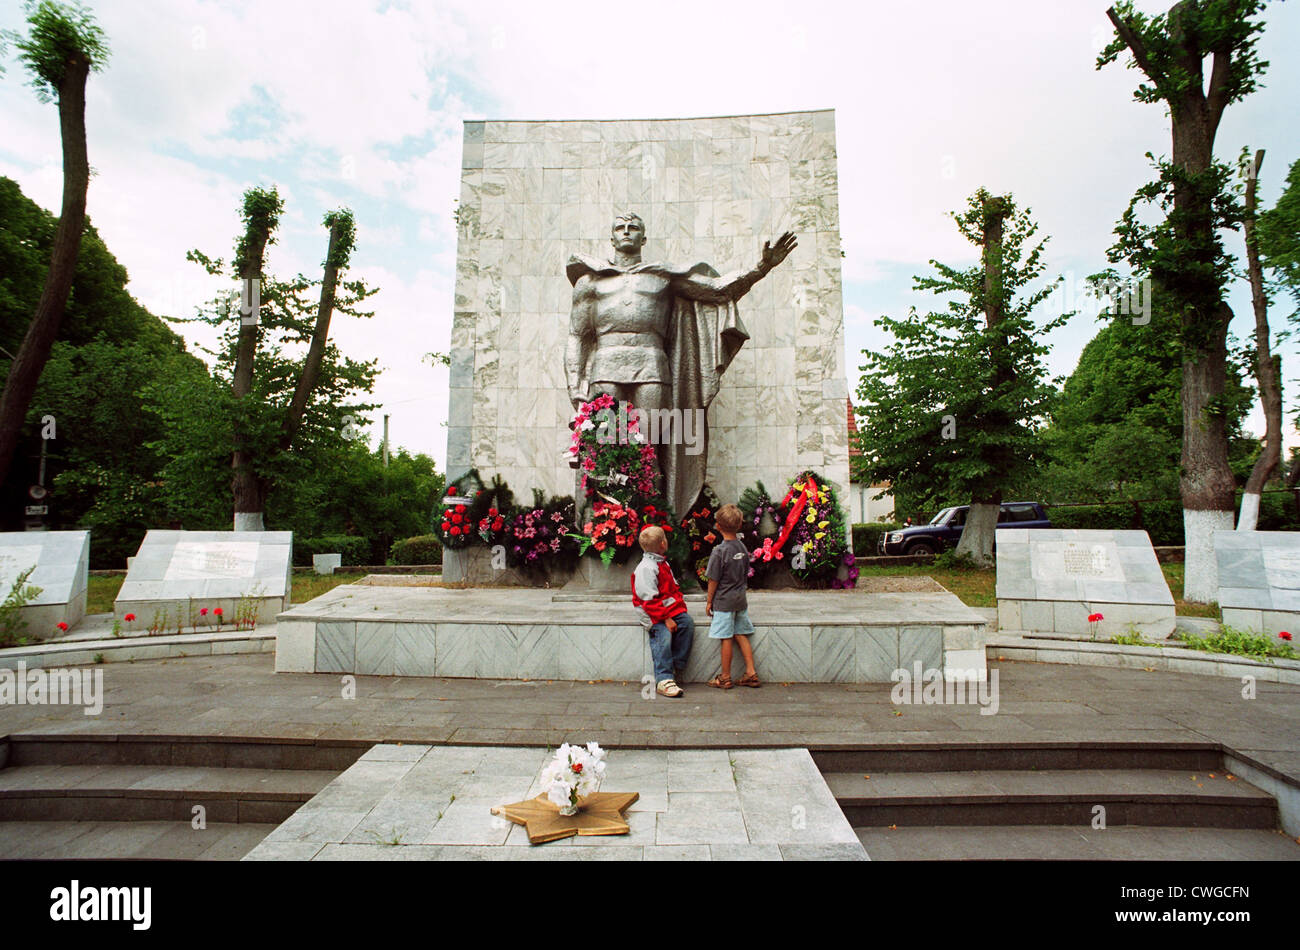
[446,110,849,510]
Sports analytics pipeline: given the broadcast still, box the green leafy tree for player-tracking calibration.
[1098,0,1270,600]
[0,1,109,485]
[1257,158,1300,318]
[1036,285,1254,504]
[855,188,1067,566]
[0,176,215,560]
[176,188,380,529]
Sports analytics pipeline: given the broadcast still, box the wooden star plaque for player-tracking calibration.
[491,792,640,844]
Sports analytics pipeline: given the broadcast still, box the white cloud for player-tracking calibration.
[1,0,1296,467]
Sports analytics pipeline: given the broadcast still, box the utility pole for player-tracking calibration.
[382,414,390,468]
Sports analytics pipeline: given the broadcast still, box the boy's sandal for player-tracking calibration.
[708,673,733,690]
[736,672,761,688]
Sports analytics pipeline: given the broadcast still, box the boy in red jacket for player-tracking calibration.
[631,525,694,697]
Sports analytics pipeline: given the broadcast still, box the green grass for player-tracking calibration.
[81,558,1217,619]
[1177,625,1297,661]
[88,571,366,615]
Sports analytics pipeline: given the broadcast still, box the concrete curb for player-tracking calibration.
[0,628,276,669]
[988,632,1300,684]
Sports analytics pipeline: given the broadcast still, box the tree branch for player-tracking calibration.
[1205,48,1233,133]
[1107,5,1166,93]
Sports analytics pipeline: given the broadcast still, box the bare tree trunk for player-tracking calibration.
[1108,4,1239,602]
[230,215,273,532]
[955,194,1009,568]
[0,55,91,486]
[1238,149,1282,531]
[1181,308,1237,600]
[279,218,344,450]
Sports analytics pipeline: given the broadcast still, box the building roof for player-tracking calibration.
[847,397,862,459]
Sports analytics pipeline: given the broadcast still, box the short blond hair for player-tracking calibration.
[716,504,743,533]
[638,525,667,551]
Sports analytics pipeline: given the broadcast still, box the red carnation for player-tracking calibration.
[124,613,135,622]
[456,505,466,514]
[200,608,208,616]
[56,622,68,631]
[441,522,450,531]
[447,486,457,495]
[1088,613,1103,623]
[451,514,462,524]
[571,762,583,773]
[1281,631,1293,641]
[214,607,223,616]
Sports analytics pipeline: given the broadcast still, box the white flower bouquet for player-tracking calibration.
[540,742,607,815]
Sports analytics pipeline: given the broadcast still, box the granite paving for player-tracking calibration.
[1,653,1297,790]
[242,745,864,860]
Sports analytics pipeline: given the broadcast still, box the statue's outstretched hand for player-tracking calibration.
[761,231,798,271]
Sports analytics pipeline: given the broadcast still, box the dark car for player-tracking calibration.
[877,502,1052,556]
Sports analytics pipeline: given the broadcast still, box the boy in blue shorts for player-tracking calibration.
[706,504,760,689]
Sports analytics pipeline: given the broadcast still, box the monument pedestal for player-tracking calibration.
[995,529,1176,639]
[274,578,988,683]
[115,530,293,628]
[0,531,90,640]
[565,558,634,593]
[1215,530,1300,635]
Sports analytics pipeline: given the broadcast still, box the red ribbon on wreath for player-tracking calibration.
[772,476,818,554]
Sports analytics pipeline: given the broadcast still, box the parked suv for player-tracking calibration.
[876,501,1052,556]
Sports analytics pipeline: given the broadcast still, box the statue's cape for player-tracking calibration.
[566,255,749,519]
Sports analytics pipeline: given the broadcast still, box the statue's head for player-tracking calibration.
[610,212,645,253]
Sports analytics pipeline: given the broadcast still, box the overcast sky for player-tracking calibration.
[2,0,1297,472]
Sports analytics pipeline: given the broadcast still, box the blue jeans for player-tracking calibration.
[648,612,694,683]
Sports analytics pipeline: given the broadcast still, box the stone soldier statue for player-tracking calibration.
[565,212,797,518]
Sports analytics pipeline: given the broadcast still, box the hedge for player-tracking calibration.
[1047,492,1300,546]
[293,535,370,567]
[390,534,443,566]
[851,522,902,557]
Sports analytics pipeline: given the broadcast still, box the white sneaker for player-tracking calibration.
[656,679,684,698]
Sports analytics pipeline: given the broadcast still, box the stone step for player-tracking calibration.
[855,824,1300,860]
[812,744,1223,774]
[0,764,335,822]
[825,769,1278,829]
[0,820,279,860]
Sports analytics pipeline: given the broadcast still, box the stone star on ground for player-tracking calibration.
[492,791,639,844]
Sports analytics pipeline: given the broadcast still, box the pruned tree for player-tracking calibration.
[0,0,108,486]
[1098,0,1270,600]
[1236,149,1283,529]
[855,188,1067,567]
[182,189,378,530]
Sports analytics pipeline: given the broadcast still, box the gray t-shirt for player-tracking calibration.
[706,537,750,612]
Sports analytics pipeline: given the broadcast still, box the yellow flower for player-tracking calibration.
[803,541,813,551]
[818,520,829,529]
[814,532,825,540]
[806,513,815,523]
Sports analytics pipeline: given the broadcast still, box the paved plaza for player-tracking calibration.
[1,653,1297,785]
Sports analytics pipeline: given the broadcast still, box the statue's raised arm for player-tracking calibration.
[669,231,799,303]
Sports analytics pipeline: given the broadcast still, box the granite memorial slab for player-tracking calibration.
[995,528,1175,639]
[116,530,292,627]
[0,530,89,639]
[242,745,867,861]
[1215,530,1300,635]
